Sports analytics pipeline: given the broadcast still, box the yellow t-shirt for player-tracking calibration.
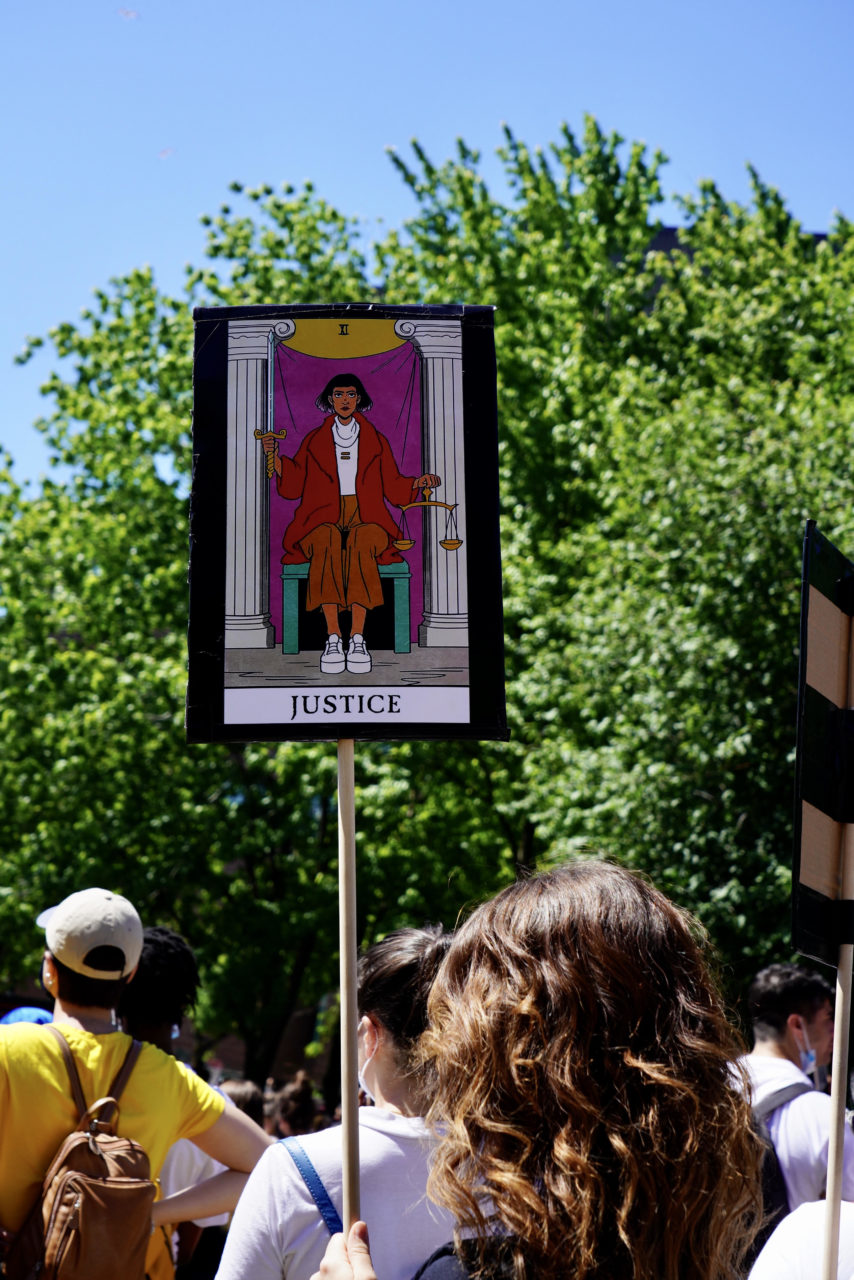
[0,1022,225,1234]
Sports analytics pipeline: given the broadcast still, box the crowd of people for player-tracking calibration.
[0,869,849,1280]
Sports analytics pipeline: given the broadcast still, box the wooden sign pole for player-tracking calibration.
[822,841,854,1280]
[337,737,360,1228]
[821,610,854,1280]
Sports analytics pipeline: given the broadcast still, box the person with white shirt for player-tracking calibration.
[739,963,854,1213]
[215,926,454,1280]
[263,374,439,675]
[749,1199,854,1279]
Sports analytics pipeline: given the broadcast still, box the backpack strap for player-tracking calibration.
[282,1137,344,1236]
[46,1023,87,1120]
[751,1080,814,1122]
[102,1039,143,1123]
[46,1022,143,1124]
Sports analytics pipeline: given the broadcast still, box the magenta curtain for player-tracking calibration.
[269,341,423,644]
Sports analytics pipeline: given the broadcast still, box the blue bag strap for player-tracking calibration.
[282,1136,344,1236]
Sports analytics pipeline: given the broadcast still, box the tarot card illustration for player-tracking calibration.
[187,304,505,742]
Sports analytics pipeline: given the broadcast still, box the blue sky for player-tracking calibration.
[2,0,852,485]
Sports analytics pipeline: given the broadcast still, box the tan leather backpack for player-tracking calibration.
[4,1024,156,1280]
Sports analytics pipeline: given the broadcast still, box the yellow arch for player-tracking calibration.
[281,318,406,359]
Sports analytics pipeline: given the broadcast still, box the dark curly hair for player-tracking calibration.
[118,926,199,1035]
[420,863,762,1280]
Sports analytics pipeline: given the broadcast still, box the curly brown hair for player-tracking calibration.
[420,862,762,1280]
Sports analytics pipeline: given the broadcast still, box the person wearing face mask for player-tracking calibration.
[739,963,852,1214]
[215,926,453,1280]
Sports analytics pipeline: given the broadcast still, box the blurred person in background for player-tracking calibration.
[177,1079,266,1279]
[274,1070,318,1137]
[739,963,849,1214]
[119,925,270,1279]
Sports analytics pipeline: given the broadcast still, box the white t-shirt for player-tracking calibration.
[215,1108,453,1280]
[750,1199,854,1279]
[740,1054,854,1209]
[333,418,359,496]
[160,1135,229,1229]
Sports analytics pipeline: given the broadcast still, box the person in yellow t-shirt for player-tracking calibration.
[0,887,271,1243]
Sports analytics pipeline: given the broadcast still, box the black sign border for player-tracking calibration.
[186,302,508,744]
[793,520,854,966]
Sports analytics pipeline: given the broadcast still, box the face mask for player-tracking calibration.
[357,1048,376,1104]
[798,1022,817,1080]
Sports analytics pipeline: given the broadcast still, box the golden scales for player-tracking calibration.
[393,487,462,553]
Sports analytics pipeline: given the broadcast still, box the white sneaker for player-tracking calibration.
[346,634,372,673]
[320,635,345,674]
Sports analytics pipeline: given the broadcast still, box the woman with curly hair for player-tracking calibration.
[313,863,763,1280]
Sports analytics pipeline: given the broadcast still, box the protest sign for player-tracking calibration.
[187,303,506,743]
[793,521,854,964]
[187,302,506,1224]
[793,521,854,1280]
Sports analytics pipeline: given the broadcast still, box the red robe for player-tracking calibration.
[276,413,418,565]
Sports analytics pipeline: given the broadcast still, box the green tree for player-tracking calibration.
[370,129,854,986]
[516,179,854,983]
[3,118,853,1075]
[0,225,517,1081]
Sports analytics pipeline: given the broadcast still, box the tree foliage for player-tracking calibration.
[3,117,853,1074]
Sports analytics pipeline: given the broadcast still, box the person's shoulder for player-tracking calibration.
[749,1200,854,1277]
[277,1124,344,1160]
[411,1243,465,1280]
[782,1200,845,1230]
[412,1241,515,1280]
[743,1055,823,1118]
[744,1053,809,1089]
[0,1021,53,1043]
[257,1129,344,1196]
[0,1021,57,1062]
[161,1052,219,1092]
[358,1107,429,1139]
[39,1024,127,1063]
[132,1037,182,1069]
[136,1044,222,1101]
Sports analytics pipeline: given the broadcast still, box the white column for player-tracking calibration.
[224,318,293,648]
[394,319,468,647]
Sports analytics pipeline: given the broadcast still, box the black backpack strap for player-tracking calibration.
[741,1116,791,1271]
[46,1023,142,1124]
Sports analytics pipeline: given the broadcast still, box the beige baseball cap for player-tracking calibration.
[37,888,143,979]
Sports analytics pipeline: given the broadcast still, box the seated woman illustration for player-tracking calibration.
[263,373,440,675]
